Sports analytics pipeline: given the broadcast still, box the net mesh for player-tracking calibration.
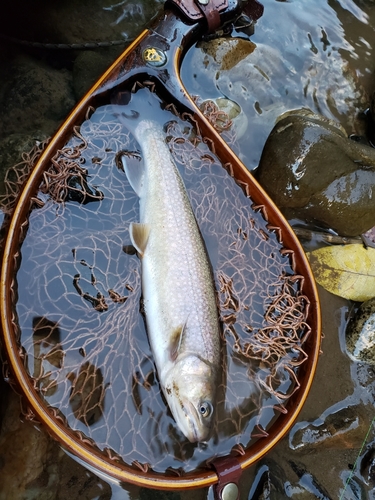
[4,88,310,475]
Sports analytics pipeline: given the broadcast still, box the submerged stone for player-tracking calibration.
[0,54,75,138]
[360,446,375,487]
[72,50,121,100]
[0,388,112,499]
[346,297,375,364]
[289,405,369,451]
[288,461,332,499]
[248,459,287,499]
[339,475,368,500]
[353,363,375,403]
[198,97,248,139]
[249,459,333,499]
[0,133,48,193]
[198,37,256,71]
[188,34,369,169]
[257,109,375,237]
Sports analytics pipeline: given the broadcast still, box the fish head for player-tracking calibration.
[163,355,217,443]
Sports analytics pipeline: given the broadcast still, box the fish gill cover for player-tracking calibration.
[6,89,310,474]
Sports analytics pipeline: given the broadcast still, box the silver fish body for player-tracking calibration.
[123,119,221,442]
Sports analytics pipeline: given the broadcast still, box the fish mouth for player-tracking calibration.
[179,400,209,443]
[187,426,199,443]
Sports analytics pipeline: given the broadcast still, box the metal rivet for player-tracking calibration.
[197,0,210,4]
[221,482,238,500]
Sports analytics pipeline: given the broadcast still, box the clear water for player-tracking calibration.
[14,89,306,474]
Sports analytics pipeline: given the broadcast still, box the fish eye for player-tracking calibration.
[199,402,212,418]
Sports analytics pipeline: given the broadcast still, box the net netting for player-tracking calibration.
[3,88,310,475]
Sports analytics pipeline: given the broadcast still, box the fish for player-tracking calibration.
[121,116,221,443]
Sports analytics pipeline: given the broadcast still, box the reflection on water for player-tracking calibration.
[33,316,107,425]
[181,0,374,170]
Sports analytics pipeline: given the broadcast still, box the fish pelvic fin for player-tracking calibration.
[121,152,144,196]
[169,319,189,362]
[129,222,151,257]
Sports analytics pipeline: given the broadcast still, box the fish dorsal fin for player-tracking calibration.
[169,319,188,362]
[121,154,144,197]
[129,222,151,257]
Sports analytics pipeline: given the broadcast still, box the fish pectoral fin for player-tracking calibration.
[121,152,144,196]
[169,320,188,362]
[129,222,151,257]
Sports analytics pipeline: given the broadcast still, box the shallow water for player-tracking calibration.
[0,0,375,498]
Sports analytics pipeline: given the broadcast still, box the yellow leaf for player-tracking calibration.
[307,244,375,302]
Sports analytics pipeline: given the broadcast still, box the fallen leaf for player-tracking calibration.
[307,244,375,302]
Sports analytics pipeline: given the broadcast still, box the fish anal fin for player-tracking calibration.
[169,320,188,362]
[129,222,151,257]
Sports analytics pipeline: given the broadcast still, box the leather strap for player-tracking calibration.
[242,0,264,22]
[195,0,222,33]
[169,0,228,29]
[211,455,242,500]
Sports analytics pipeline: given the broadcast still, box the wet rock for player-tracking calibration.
[0,0,165,138]
[256,109,375,237]
[346,298,375,364]
[352,363,375,405]
[288,461,332,499]
[2,0,163,50]
[360,446,375,487]
[72,50,121,100]
[248,459,287,499]
[249,459,334,499]
[339,475,368,500]
[139,489,180,500]
[0,133,48,193]
[198,38,256,71]
[0,54,75,138]
[189,36,368,169]
[363,225,375,245]
[0,390,54,499]
[198,97,248,139]
[0,387,112,499]
[56,460,112,500]
[289,405,370,451]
